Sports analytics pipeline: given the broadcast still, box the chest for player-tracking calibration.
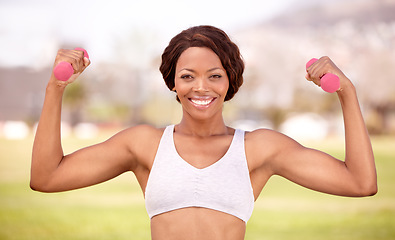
[173,134,234,169]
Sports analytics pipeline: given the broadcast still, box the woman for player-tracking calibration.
[31,25,377,240]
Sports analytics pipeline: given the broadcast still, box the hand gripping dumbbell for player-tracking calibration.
[306,58,340,93]
[53,48,89,81]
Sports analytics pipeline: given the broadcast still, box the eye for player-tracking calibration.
[210,74,222,79]
[181,74,193,80]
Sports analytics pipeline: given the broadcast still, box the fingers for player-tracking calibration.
[51,49,90,86]
[82,56,91,71]
[305,73,321,87]
[55,49,88,74]
[306,56,337,87]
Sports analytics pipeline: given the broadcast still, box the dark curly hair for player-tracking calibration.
[159,25,244,102]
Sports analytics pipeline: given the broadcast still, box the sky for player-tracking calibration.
[0,0,301,68]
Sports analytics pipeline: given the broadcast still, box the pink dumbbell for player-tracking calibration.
[306,58,340,93]
[53,48,89,81]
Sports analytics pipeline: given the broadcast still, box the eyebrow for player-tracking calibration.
[178,67,225,73]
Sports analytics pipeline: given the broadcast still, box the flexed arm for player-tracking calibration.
[250,57,377,198]
[302,56,377,196]
[31,49,90,191]
[30,49,140,193]
[288,57,377,196]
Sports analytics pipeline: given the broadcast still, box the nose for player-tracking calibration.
[192,77,209,92]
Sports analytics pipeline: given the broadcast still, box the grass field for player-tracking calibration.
[0,132,394,240]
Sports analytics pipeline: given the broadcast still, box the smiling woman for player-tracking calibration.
[160,25,244,103]
[174,47,229,121]
[31,25,377,240]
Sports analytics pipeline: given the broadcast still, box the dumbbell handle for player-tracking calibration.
[306,58,340,93]
[53,48,89,81]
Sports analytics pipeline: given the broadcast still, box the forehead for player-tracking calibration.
[176,47,224,71]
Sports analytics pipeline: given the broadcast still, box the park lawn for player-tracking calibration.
[0,133,394,240]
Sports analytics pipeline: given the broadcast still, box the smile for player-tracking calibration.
[189,97,216,107]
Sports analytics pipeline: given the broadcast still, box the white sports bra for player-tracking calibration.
[144,125,254,223]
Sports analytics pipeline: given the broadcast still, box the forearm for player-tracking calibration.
[31,82,66,189]
[338,82,377,195]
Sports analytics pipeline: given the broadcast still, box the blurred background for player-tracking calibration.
[1,0,394,139]
[0,0,394,239]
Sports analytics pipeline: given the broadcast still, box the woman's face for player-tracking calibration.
[174,47,229,121]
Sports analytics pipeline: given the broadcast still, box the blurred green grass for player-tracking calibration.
[0,133,394,240]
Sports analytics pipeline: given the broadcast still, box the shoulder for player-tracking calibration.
[111,124,166,170]
[111,123,163,137]
[245,128,301,147]
[116,124,165,149]
[244,128,302,170]
[122,124,164,138]
[108,124,165,157]
[244,128,281,158]
[245,128,289,146]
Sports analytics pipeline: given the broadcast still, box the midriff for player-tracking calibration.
[150,207,246,240]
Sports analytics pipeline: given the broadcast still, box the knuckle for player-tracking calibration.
[72,49,83,58]
[70,58,79,68]
[322,56,332,65]
[77,50,84,58]
[56,49,65,58]
[321,56,330,61]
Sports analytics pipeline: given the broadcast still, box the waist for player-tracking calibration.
[150,207,246,240]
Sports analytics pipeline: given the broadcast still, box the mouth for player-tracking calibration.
[188,97,216,108]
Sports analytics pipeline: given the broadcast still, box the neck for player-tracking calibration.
[176,116,229,138]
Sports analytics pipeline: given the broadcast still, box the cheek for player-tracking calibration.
[173,79,184,93]
[221,79,230,95]
[222,86,229,96]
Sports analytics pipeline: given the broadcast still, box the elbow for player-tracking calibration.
[30,182,54,193]
[30,172,43,192]
[30,174,67,193]
[30,182,40,192]
[30,179,45,192]
[364,183,378,197]
[355,181,378,197]
[30,177,53,193]
[363,174,379,196]
[30,166,57,193]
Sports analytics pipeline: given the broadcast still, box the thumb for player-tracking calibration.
[84,57,90,66]
[82,57,90,71]
[69,57,89,83]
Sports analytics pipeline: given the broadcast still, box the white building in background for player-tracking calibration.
[280,113,330,141]
[1,121,30,140]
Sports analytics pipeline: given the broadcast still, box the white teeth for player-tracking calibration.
[190,99,212,106]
